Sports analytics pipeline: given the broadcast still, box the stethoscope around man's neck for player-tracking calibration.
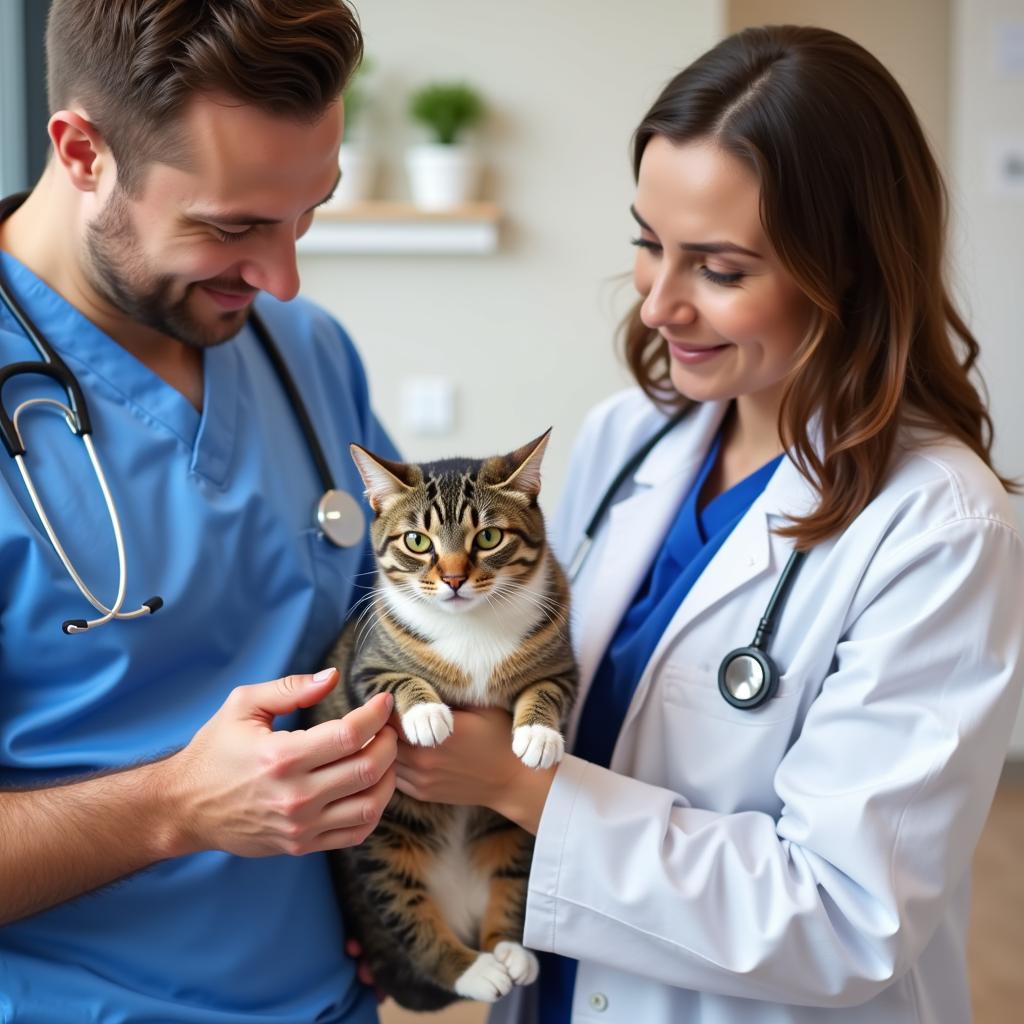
[567,404,809,711]
[0,192,366,635]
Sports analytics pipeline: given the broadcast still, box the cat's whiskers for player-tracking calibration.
[352,588,390,655]
[491,578,564,626]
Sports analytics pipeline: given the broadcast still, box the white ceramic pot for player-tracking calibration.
[406,143,479,210]
[326,144,376,207]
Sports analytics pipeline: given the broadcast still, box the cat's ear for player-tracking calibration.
[350,444,417,513]
[494,429,551,497]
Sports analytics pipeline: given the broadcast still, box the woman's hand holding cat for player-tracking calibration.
[162,668,397,858]
[393,706,557,835]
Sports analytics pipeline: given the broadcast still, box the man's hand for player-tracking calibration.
[164,668,397,857]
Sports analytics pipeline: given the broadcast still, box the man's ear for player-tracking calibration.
[48,110,112,193]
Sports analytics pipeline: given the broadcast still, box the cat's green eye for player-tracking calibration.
[475,528,503,550]
[404,531,433,554]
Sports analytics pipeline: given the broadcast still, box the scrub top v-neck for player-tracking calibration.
[0,250,394,1023]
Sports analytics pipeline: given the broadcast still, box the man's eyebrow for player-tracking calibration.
[193,172,342,226]
[629,205,762,259]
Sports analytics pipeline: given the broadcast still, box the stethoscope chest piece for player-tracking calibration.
[718,645,780,710]
[316,488,366,548]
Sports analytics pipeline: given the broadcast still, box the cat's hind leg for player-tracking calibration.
[371,797,517,1005]
[469,809,539,987]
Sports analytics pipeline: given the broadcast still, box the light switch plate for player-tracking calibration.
[399,376,457,436]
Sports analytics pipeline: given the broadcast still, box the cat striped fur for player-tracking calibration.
[309,431,577,1010]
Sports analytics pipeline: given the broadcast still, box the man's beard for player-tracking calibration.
[83,189,249,349]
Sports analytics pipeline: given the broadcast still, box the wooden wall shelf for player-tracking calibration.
[299,201,501,255]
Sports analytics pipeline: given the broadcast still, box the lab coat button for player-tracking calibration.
[588,992,609,1012]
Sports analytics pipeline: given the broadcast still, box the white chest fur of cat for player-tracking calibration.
[382,553,566,770]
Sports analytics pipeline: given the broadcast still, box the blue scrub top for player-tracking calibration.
[539,431,783,1022]
[0,252,394,1022]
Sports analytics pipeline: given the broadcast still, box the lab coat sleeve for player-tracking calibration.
[525,516,1024,1007]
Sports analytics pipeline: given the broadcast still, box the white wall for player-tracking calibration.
[950,0,1024,754]
[298,0,726,507]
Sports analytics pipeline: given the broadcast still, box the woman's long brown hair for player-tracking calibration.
[623,25,1016,549]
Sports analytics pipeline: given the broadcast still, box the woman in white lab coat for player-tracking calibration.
[392,25,1024,1022]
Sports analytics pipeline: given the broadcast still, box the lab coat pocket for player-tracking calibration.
[653,662,801,814]
[660,661,801,726]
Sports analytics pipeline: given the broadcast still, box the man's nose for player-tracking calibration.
[240,236,301,303]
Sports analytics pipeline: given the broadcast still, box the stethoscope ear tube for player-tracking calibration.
[0,360,91,456]
[0,262,93,453]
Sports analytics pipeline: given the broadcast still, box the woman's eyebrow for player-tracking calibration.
[629,204,762,259]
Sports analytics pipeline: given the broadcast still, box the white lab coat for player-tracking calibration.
[491,389,1024,1024]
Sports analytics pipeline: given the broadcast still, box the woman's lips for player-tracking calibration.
[666,339,731,364]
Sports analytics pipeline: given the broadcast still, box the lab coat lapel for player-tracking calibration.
[568,402,727,745]
[673,453,818,630]
[613,453,819,747]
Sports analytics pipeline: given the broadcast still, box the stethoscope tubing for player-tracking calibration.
[567,405,693,581]
[567,404,809,710]
[0,204,361,631]
[249,312,336,494]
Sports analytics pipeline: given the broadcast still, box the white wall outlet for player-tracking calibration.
[399,376,457,436]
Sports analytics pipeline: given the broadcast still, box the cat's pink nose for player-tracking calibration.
[441,574,467,593]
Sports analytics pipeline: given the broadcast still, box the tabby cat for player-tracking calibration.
[309,430,577,1010]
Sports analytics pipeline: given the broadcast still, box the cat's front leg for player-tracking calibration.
[356,670,454,747]
[511,679,571,769]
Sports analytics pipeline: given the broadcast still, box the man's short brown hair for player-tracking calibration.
[46,0,362,192]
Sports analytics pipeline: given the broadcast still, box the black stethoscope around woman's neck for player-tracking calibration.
[0,193,366,635]
[567,405,808,711]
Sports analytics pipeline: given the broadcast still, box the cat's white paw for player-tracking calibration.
[401,703,454,746]
[493,941,539,986]
[512,724,565,769]
[453,952,513,1002]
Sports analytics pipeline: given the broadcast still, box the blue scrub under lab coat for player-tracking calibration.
[0,251,393,1022]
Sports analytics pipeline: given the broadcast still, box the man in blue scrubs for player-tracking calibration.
[0,2,396,1020]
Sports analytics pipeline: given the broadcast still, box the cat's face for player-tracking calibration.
[351,433,550,614]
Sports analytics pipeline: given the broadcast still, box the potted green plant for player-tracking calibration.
[406,82,485,209]
[330,57,376,207]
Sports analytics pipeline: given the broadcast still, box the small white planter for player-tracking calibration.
[326,144,376,208]
[406,144,480,210]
